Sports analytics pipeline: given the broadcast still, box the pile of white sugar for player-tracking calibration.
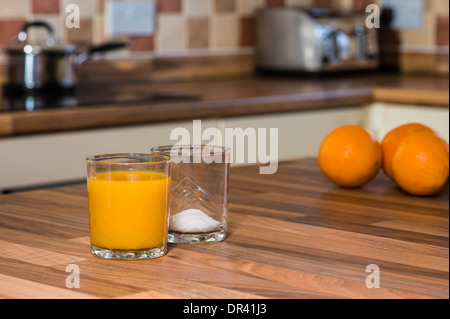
[170,209,221,233]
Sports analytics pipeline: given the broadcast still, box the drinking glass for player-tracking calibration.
[86,153,171,260]
[151,145,230,244]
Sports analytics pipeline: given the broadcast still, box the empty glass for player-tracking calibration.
[152,145,230,244]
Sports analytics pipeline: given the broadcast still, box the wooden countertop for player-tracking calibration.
[0,158,447,299]
[0,72,448,137]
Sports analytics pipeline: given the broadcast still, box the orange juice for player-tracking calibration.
[88,171,170,250]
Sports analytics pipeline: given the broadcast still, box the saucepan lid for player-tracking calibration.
[5,21,77,55]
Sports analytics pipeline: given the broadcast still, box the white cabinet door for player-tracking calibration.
[367,102,449,142]
[217,106,366,165]
[0,119,218,192]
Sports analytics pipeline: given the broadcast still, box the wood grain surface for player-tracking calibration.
[0,158,448,299]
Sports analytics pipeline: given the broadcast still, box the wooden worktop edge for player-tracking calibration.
[373,87,449,107]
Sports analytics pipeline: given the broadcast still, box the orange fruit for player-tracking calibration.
[318,125,382,188]
[381,123,436,180]
[391,131,449,196]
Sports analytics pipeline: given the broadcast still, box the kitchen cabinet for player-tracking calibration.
[366,102,449,141]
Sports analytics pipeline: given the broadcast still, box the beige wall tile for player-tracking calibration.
[285,0,314,6]
[156,14,185,52]
[400,13,436,47]
[61,0,96,18]
[211,15,239,49]
[184,0,212,17]
[236,0,264,15]
[429,0,449,15]
[27,14,65,43]
[333,0,354,8]
[187,17,209,49]
[92,14,105,44]
[0,0,29,18]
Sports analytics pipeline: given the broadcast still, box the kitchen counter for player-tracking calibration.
[0,158,447,299]
[0,72,448,137]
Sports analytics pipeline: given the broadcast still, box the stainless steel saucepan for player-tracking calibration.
[4,21,129,93]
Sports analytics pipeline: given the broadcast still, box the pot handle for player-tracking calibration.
[87,42,129,55]
[18,21,54,42]
[77,42,130,65]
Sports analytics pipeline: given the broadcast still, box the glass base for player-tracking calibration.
[168,226,226,244]
[91,245,167,260]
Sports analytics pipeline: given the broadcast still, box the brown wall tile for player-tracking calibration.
[352,0,378,11]
[187,18,209,49]
[266,0,285,6]
[215,0,236,12]
[352,0,364,11]
[130,35,155,51]
[0,19,26,45]
[32,0,60,14]
[436,15,449,46]
[434,52,450,74]
[314,0,332,7]
[66,19,93,44]
[240,16,255,47]
[97,0,106,13]
[157,0,182,13]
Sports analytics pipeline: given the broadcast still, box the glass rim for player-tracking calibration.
[151,144,231,154]
[86,153,172,165]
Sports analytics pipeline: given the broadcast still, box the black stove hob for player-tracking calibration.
[1,85,201,112]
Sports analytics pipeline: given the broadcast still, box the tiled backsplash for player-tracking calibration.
[0,0,448,73]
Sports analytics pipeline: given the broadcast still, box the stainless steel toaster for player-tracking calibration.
[255,7,379,73]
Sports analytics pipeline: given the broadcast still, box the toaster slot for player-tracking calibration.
[321,25,352,64]
[354,24,366,60]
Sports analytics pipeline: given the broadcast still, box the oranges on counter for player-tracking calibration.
[318,125,382,188]
[390,130,449,196]
[380,123,436,180]
[318,123,449,196]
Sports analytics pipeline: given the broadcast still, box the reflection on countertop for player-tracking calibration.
[1,83,201,112]
[0,71,448,137]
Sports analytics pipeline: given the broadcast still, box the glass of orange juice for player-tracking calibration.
[86,153,171,260]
